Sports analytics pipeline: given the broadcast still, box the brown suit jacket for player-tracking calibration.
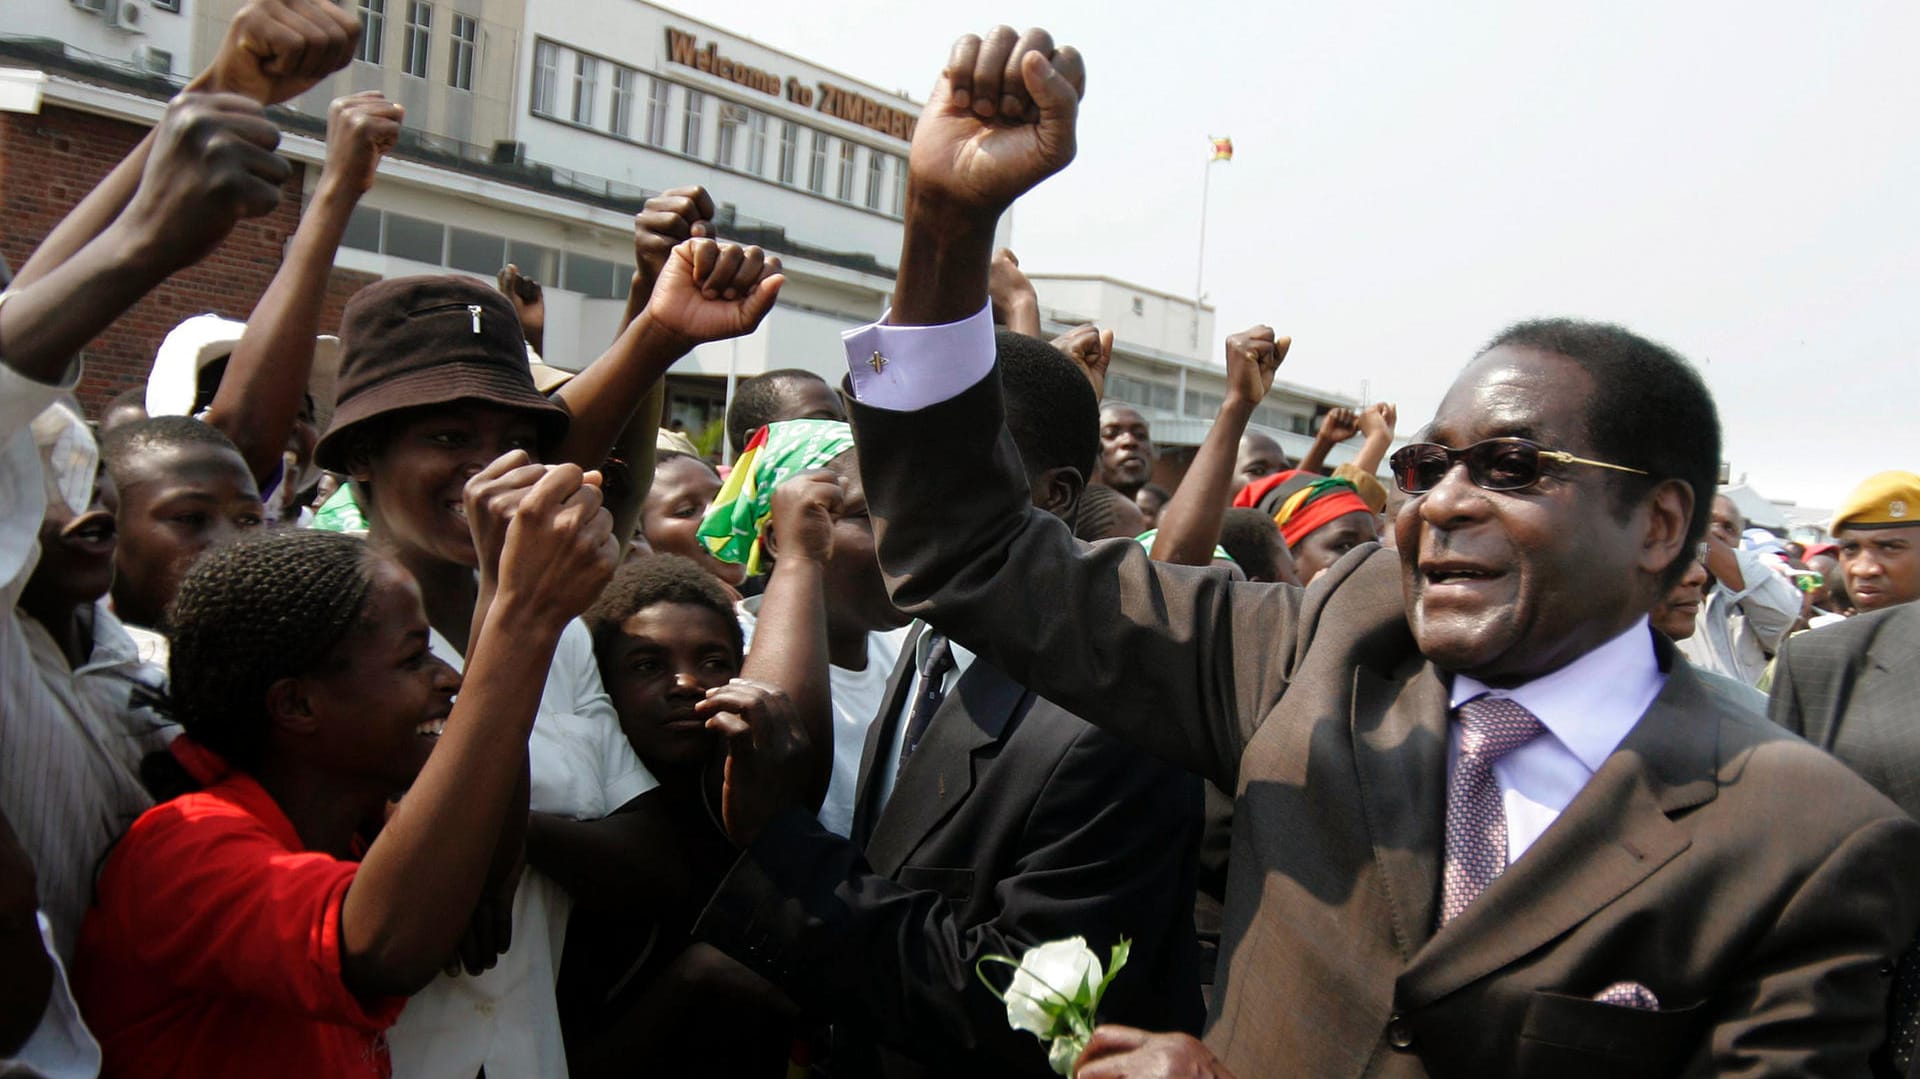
[850,369,1920,1078]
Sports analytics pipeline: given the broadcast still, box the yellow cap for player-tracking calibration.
[1832,470,1920,531]
[1332,464,1389,515]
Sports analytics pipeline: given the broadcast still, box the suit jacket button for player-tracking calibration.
[1386,1015,1415,1050]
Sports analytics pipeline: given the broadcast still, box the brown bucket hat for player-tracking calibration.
[314,275,570,473]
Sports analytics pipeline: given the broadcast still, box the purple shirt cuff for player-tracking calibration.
[841,305,995,412]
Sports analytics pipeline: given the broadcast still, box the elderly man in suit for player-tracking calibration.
[717,25,1920,1079]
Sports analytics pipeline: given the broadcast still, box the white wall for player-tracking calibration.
[15,0,195,79]
[512,0,913,264]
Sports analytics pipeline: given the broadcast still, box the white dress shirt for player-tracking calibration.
[840,308,1668,868]
[1450,617,1665,865]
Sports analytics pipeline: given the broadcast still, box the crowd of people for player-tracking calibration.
[5,3,1920,1077]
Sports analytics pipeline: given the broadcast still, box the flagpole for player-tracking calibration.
[1192,154,1212,355]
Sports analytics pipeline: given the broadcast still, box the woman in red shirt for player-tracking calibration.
[74,463,616,1079]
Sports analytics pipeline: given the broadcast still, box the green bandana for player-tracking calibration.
[697,418,855,573]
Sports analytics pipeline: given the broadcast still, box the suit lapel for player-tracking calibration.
[864,658,1028,876]
[1400,651,1716,1009]
[851,622,927,848]
[1351,660,1450,959]
[1849,628,1920,812]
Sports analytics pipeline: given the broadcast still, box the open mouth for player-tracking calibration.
[446,500,468,521]
[1423,565,1502,585]
[415,719,446,737]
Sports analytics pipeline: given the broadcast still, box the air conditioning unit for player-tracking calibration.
[106,0,148,34]
[132,43,172,76]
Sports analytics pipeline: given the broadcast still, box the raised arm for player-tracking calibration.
[988,247,1042,337]
[1151,326,1287,565]
[340,463,616,997]
[701,470,843,847]
[1050,323,1114,401]
[0,93,289,384]
[9,0,358,292]
[1350,402,1397,477]
[846,29,1317,792]
[1296,407,1359,477]
[549,198,782,472]
[206,92,400,488]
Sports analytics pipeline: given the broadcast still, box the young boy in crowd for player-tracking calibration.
[641,452,745,590]
[564,554,794,1077]
[99,417,265,663]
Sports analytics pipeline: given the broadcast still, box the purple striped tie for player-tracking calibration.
[1439,696,1544,927]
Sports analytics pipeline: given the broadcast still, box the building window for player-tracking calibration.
[836,141,856,201]
[384,212,446,265]
[682,90,704,156]
[356,0,386,64]
[610,67,635,137]
[747,112,769,175]
[150,0,181,10]
[571,54,598,126]
[865,151,884,210]
[447,13,476,91]
[531,41,558,116]
[645,78,670,145]
[807,131,827,193]
[447,227,506,275]
[891,154,906,215]
[402,2,431,78]
[777,122,798,184]
[716,103,746,167]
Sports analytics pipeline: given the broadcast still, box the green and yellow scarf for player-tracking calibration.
[696,418,855,573]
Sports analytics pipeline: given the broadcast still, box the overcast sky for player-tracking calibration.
[696,1,1919,511]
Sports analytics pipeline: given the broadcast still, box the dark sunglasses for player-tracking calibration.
[1389,437,1648,495]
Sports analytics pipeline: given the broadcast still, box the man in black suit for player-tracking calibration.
[695,332,1203,1077]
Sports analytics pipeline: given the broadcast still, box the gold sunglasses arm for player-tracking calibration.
[1538,450,1650,477]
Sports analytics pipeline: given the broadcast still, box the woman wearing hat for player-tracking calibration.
[311,234,781,1079]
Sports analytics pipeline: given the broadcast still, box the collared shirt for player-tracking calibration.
[1449,617,1665,865]
[838,309,1667,867]
[384,620,656,1079]
[737,597,910,838]
[1678,546,1802,686]
[0,361,174,967]
[76,774,407,1079]
[875,623,980,814]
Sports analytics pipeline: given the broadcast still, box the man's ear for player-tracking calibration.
[1032,466,1085,522]
[1640,478,1693,577]
[760,521,780,561]
[265,675,320,737]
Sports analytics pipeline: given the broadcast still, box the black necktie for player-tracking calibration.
[895,634,956,780]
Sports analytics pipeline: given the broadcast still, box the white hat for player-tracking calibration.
[146,313,343,437]
[147,314,343,495]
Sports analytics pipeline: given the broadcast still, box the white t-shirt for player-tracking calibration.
[385,618,657,1079]
[738,598,907,838]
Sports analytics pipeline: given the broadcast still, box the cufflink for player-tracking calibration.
[869,351,888,373]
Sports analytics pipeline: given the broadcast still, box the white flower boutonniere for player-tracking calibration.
[977,936,1131,1076]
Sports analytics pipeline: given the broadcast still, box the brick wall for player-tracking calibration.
[0,104,380,416]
